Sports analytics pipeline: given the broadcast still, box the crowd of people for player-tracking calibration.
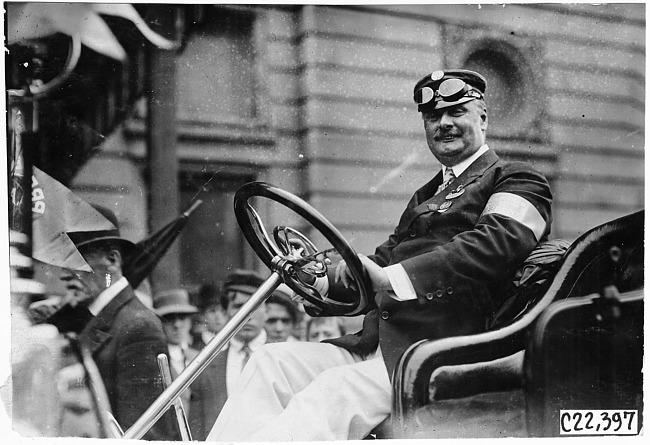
[16,68,552,441]
[26,233,347,440]
[151,269,348,440]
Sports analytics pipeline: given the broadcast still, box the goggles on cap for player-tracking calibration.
[415,78,484,107]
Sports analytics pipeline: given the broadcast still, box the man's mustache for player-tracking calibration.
[434,131,461,141]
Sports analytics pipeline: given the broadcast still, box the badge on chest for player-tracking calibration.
[445,185,465,200]
[427,185,465,213]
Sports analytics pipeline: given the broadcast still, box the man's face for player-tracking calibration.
[423,100,487,167]
[204,304,228,334]
[162,313,193,346]
[59,249,112,307]
[265,302,295,343]
[308,318,344,343]
[227,291,266,343]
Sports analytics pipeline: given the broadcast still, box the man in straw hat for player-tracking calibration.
[208,69,553,441]
[153,288,199,409]
[153,289,199,373]
[60,204,180,440]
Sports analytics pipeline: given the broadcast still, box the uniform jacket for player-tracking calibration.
[325,149,553,375]
[188,347,228,441]
[77,286,180,441]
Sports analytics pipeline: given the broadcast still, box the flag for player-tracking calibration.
[123,200,203,288]
[6,3,127,61]
[6,3,179,61]
[31,167,116,272]
[90,4,179,50]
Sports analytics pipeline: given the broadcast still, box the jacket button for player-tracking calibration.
[435,289,444,298]
[410,232,416,238]
[426,292,434,300]
[446,287,453,295]
[381,311,389,320]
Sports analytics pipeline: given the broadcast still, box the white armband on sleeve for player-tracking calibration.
[384,264,417,301]
[481,192,546,241]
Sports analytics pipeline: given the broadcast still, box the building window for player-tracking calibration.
[177,6,257,124]
[464,48,526,135]
[178,169,257,293]
[446,29,545,142]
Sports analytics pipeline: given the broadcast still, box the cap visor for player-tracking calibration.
[434,96,477,110]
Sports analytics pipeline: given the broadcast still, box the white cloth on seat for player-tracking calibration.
[206,341,391,441]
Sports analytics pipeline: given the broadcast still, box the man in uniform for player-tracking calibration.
[188,270,268,439]
[207,69,553,441]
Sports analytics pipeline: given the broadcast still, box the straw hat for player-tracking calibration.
[153,288,198,317]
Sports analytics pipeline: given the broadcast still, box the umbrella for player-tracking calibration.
[124,200,203,288]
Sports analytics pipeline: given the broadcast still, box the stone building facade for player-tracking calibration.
[63,4,644,296]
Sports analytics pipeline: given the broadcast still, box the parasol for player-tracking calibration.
[124,200,203,288]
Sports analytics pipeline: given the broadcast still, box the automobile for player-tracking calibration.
[7,182,643,439]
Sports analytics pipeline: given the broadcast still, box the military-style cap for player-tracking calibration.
[222,269,294,300]
[413,69,487,112]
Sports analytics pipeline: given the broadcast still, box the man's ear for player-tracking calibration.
[106,249,123,273]
[480,110,488,132]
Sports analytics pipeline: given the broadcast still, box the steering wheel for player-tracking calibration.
[234,182,371,316]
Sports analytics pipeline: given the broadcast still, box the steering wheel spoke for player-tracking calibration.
[245,202,284,258]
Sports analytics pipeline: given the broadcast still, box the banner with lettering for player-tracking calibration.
[31,166,115,271]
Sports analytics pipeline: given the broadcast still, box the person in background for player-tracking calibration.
[264,285,301,343]
[153,288,199,410]
[306,316,347,343]
[187,269,268,440]
[61,204,180,441]
[191,283,228,350]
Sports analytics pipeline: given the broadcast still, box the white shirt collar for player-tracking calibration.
[167,343,190,374]
[229,330,267,352]
[88,276,129,316]
[169,342,190,352]
[168,343,183,360]
[201,330,215,345]
[446,144,490,178]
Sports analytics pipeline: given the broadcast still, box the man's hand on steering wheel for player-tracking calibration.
[335,254,390,293]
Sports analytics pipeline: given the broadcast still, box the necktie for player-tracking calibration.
[181,347,188,368]
[436,167,456,195]
[241,343,252,369]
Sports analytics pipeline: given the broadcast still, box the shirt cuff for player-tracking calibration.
[384,264,417,301]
